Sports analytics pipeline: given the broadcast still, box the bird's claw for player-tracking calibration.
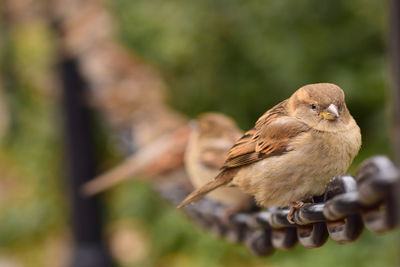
[287,214,295,224]
[287,201,306,224]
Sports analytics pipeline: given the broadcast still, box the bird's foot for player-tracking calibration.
[287,201,309,224]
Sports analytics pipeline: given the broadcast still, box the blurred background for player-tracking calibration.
[0,0,399,266]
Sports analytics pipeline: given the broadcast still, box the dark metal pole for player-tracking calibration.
[60,57,112,267]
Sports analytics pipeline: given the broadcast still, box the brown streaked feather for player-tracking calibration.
[254,100,288,128]
[223,100,309,169]
[177,168,239,208]
[222,151,262,168]
[254,117,310,154]
[223,128,258,168]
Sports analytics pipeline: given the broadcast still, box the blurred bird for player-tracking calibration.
[185,113,253,213]
[177,83,361,223]
[82,125,191,196]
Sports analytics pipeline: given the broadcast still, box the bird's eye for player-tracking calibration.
[311,103,317,110]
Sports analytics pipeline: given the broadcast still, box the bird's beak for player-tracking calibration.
[320,104,339,121]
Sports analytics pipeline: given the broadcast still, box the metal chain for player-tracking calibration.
[158,155,400,256]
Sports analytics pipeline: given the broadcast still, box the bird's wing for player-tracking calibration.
[223,101,309,168]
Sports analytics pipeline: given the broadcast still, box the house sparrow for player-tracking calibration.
[82,125,191,196]
[185,113,253,212]
[177,83,361,223]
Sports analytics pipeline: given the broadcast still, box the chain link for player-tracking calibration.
[158,155,400,256]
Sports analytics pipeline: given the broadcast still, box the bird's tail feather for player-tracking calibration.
[82,126,190,196]
[177,168,238,208]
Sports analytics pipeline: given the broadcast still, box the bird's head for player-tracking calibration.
[288,83,351,131]
[193,112,242,140]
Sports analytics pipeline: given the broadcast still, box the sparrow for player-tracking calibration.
[177,83,361,223]
[82,125,191,196]
[185,113,253,212]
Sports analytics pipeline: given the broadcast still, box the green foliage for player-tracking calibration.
[111,0,392,165]
[0,21,66,265]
